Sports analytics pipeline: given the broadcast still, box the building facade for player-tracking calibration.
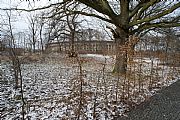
[45,40,116,55]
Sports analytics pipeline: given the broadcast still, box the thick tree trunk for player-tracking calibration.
[112,28,129,74]
[113,51,127,74]
[113,38,128,74]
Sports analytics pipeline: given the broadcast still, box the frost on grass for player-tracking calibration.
[0,53,179,119]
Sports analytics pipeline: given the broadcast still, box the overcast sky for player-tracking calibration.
[0,0,59,31]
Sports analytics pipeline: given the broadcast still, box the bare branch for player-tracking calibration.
[132,22,180,34]
[76,0,117,17]
[130,2,180,26]
[130,0,161,20]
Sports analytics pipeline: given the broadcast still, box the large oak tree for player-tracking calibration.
[69,0,180,74]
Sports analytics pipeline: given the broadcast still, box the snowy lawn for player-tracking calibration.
[0,53,179,119]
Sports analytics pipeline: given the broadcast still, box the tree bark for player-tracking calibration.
[113,50,127,74]
[113,27,129,74]
[69,31,77,57]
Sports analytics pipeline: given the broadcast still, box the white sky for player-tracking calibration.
[0,0,60,31]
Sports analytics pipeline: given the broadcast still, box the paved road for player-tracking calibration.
[116,80,180,120]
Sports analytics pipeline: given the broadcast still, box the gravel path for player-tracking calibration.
[116,80,180,120]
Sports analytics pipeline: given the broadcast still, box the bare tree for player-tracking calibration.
[43,17,64,52]
[27,13,39,53]
[46,2,84,56]
[64,2,81,57]
[37,12,46,53]
[3,10,25,120]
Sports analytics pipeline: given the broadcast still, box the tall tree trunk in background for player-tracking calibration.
[32,31,36,53]
[32,43,35,53]
[66,13,78,57]
[70,31,75,54]
[40,24,44,53]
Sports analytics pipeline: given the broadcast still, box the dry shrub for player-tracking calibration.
[20,54,44,64]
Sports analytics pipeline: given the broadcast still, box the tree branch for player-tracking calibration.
[47,8,113,24]
[75,0,117,18]
[130,2,180,26]
[131,0,161,21]
[132,22,180,34]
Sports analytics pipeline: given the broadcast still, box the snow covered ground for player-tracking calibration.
[0,53,179,119]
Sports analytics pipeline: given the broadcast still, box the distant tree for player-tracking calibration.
[46,2,84,56]
[0,41,5,51]
[160,28,180,52]
[64,2,81,57]
[37,12,46,52]
[2,10,25,119]
[27,14,39,53]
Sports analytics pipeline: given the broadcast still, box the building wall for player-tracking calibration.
[45,41,116,55]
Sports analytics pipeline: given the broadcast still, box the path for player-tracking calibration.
[116,80,180,120]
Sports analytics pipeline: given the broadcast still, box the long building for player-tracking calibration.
[45,40,116,55]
